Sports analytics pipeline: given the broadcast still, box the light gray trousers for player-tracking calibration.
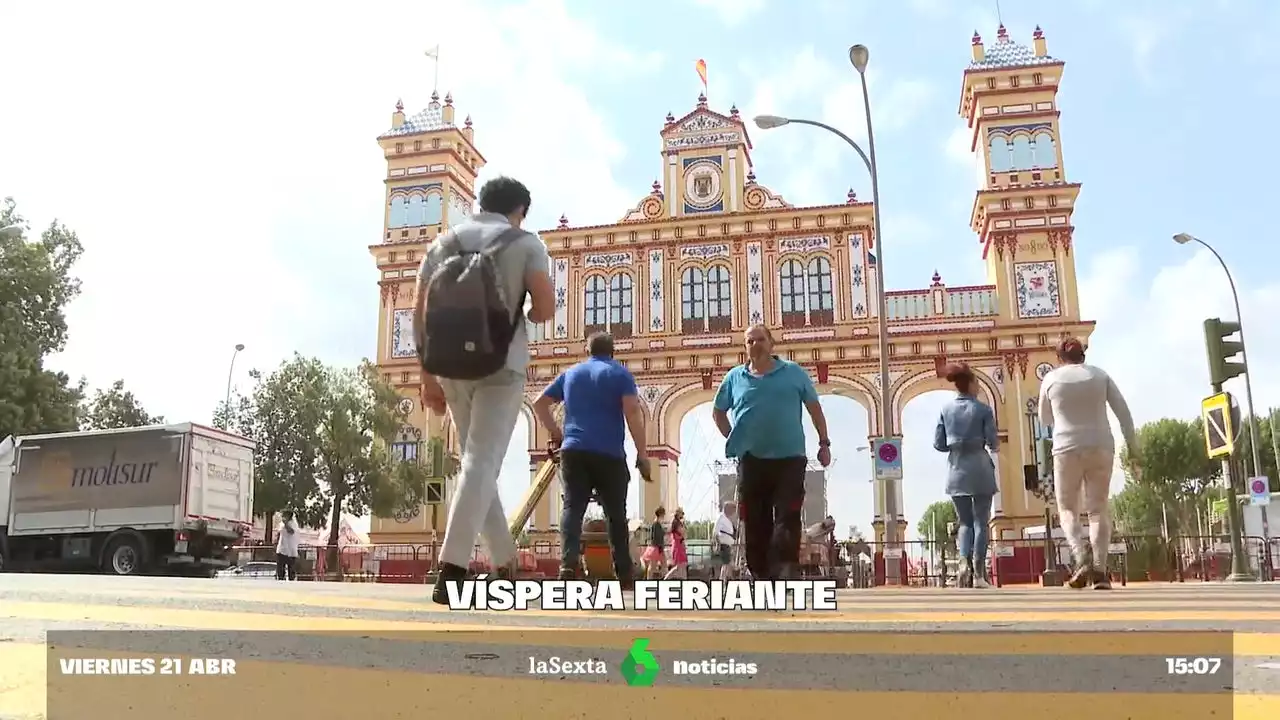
[438,369,523,569]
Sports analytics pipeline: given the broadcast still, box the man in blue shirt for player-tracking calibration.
[712,324,831,580]
[533,333,650,583]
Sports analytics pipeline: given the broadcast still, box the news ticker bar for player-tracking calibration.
[46,630,1243,697]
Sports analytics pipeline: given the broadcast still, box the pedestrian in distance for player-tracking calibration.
[1037,337,1140,590]
[532,331,651,585]
[663,508,689,580]
[932,363,999,589]
[713,501,738,580]
[275,510,299,581]
[641,507,667,579]
[711,324,832,581]
[413,176,557,606]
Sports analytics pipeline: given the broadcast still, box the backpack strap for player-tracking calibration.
[482,226,528,257]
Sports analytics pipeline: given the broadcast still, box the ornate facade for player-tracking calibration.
[368,25,1092,544]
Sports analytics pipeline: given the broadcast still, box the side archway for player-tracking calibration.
[891,368,1002,430]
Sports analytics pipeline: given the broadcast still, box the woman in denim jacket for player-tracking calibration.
[933,363,999,588]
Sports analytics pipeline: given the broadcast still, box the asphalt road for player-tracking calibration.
[2,574,1278,719]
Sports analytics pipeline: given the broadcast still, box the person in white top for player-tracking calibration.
[275,510,300,581]
[714,502,738,580]
[1037,337,1140,590]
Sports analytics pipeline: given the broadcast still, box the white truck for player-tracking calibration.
[0,423,254,576]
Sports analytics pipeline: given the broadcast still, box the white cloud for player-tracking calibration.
[1079,245,1280,492]
[0,0,656,430]
[743,47,938,207]
[693,0,767,26]
[945,124,973,165]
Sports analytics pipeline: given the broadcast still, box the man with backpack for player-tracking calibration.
[412,176,556,606]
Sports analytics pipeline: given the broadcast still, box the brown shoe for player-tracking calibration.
[1092,569,1112,590]
[1066,563,1093,589]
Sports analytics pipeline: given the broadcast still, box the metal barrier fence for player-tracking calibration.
[227,533,1278,586]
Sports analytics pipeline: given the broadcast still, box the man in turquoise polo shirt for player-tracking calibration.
[712,324,832,581]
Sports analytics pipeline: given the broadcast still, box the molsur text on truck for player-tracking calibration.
[0,423,255,576]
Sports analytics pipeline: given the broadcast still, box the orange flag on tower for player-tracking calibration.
[695,58,708,95]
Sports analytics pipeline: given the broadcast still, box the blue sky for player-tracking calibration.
[2,0,1278,536]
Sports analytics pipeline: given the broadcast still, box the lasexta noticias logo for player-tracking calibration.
[620,638,660,686]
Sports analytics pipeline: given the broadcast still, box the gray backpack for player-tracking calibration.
[419,226,526,380]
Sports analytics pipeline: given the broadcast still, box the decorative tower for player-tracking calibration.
[960,25,1095,536]
[658,95,754,217]
[961,24,1081,322]
[368,92,486,543]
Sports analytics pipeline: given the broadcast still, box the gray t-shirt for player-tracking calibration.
[417,212,550,374]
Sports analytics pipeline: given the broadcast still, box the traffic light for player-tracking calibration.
[1203,318,1246,388]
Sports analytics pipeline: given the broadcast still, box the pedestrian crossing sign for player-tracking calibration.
[1200,392,1234,459]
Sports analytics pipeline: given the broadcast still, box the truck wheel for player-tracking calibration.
[103,536,144,576]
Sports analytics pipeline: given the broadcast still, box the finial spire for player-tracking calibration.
[997,23,1008,41]
[697,92,707,108]
[558,214,569,229]
[972,30,982,45]
[931,270,943,285]
[846,188,858,204]
[1033,25,1044,39]
[395,98,404,112]
[444,92,453,106]
[464,114,473,128]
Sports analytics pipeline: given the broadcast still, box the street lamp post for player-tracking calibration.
[1173,233,1269,573]
[223,344,245,427]
[755,43,901,584]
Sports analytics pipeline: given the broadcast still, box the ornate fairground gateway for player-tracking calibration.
[367,25,1091,547]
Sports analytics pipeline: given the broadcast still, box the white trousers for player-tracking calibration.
[438,369,523,569]
[1053,447,1114,569]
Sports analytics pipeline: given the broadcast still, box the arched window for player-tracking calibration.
[391,426,422,464]
[583,275,608,337]
[806,257,834,326]
[1032,131,1057,169]
[424,194,444,225]
[406,195,426,226]
[389,196,407,228]
[608,273,634,338]
[681,267,705,332]
[988,135,1011,172]
[779,259,806,328]
[1010,135,1033,171]
[706,264,732,332]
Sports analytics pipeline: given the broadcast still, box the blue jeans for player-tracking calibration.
[952,494,993,575]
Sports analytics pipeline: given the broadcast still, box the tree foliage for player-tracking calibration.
[80,379,164,430]
[917,500,958,555]
[1113,417,1220,538]
[220,355,428,551]
[0,198,87,438]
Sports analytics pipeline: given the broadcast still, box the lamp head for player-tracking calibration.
[0,225,22,239]
[234,343,245,351]
[1172,233,1195,245]
[753,115,790,130]
[849,44,870,74]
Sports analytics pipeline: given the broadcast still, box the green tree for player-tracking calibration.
[0,198,87,438]
[80,379,164,430]
[917,500,958,555]
[1110,482,1163,536]
[223,355,428,560]
[1119,418,1219,538]
[219,356,331,545]
[1232,414,1278,491]
[315,361,428,557]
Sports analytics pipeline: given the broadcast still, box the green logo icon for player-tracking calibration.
[620,638,660,687]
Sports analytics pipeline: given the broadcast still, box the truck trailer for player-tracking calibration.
[0,423,254,576]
